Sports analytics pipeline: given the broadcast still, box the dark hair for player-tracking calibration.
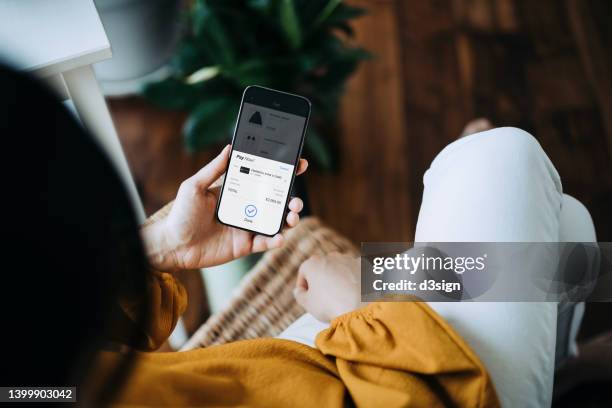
[0,64,149,404]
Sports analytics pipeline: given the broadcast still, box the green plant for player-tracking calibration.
[143,0,368,169]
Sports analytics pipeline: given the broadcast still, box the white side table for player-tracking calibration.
[0,0,145,221]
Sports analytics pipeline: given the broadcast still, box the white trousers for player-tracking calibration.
[277,127,596,408]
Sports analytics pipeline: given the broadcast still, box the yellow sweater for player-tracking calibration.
[103,272,499,407]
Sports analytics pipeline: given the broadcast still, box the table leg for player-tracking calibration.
[62,64,146,222]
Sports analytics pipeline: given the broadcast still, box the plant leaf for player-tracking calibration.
[192,3,236,66]
[186,66,221,84]
[223,59,273,87]
[279,0,302,49]
[183,98,238,151]
[170,39,212,76]
[305,128,333,170]
[312,0,341,28]
[333,21,355,37]
[318,47,371,87]
[247,0,273,13]
[142,77,200,110]
[322,4,366,30]
[148,0,370,169]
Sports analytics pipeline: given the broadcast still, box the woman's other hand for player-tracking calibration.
[294,253,362,322]
[142,145,308,271]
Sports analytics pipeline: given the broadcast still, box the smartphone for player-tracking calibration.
[216,86,311,236]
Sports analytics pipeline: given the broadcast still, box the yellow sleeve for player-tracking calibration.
[119,271,187,350]
[315,302,500,408]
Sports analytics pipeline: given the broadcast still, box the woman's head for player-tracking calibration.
[0,64,148,397]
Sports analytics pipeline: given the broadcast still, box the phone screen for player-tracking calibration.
[216,86,310,236]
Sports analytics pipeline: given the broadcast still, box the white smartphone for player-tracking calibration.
[216,86,311,236]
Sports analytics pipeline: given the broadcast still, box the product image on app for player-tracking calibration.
[218,102,306,235]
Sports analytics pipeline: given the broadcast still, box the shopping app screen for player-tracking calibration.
[218,102,306,235]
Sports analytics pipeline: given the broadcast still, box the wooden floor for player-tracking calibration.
[391,0,612,242]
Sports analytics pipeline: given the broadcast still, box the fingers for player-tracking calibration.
[249,199,303,254]
[249,201,301,253]
[293,257,317,310]
[251,233,284,253]
[268,234,284,249]
[296,258,314,289]
[209,175,225,189]
[288,197,303,213]
[296,159,308,176]
[292,286,308,314]
[293,285,309,310]
[285,211,300,227]
[296,270,308,290]
[293,270,309,308]
[285,197,303,227]
[190,145,230,190]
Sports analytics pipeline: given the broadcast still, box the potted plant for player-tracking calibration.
[143,0,368,169]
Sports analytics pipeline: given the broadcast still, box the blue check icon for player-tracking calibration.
[245,204,258,218]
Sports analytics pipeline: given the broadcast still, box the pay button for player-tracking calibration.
[244,204,258,218]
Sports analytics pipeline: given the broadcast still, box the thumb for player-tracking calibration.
[293,286,310,309]
[191,145,230,189]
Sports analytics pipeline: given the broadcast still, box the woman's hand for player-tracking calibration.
[142,145,308,271]
[293,253,362,322]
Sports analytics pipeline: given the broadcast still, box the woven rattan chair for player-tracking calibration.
[179,216,358,349]
[144,200,357,349]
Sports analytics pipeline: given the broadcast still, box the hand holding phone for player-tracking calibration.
[143,86,310,271]
[216,86,311,236]
[141,144,308,271]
